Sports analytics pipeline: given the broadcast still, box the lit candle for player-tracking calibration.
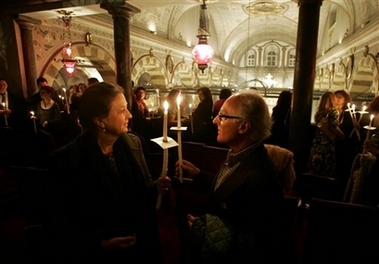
[357,105,367,123]
[346,103,354,122]
[163,100,168,142]
[63,88,70,114]
[177,94,183,183]
[2,102,8,127]
[351,104,357,122]
[30,111,37,133]
[366,114,375,141]
[156,101,169,210]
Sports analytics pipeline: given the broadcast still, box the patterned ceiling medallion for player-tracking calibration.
[244,2,287,15]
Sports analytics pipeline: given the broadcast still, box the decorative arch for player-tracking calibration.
[131,53,168,89]
[349,52,378,95]
[41,42,117,88]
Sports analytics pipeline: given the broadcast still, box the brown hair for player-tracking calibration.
[78,82,124,131]
[314,92,337,123]
[39,85,54,95]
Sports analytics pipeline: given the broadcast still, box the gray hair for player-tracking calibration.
[232,91,272,141]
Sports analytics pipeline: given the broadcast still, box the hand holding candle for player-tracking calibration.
[2,102,8,126]
[30,111,37,133]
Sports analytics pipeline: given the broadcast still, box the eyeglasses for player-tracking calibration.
[217,113,244,122]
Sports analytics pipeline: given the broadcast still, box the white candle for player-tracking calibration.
[351,104,357,123]
[177,94,181,129]
[156,100,169,209]
[366,114,375,141]
[163,100,168,142]
[30,111,37,133]
[177,94,183,183]
[2,102,8,126]
[347,103,354,122]
[63,88,70,114]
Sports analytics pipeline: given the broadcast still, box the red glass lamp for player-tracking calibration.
[192,0,213,73]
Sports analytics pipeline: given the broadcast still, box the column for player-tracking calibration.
[288,0,323,175]
[281,46,287,68]
[100,2,140,110]
[16,17,40,97]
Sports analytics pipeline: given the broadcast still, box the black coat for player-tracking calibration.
[47,132,161,263]
[190,143,285,263]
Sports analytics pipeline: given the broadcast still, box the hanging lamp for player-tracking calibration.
[58,10,78,75]
[192,0,213,73]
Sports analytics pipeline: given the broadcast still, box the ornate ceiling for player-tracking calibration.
[4,0,379,67]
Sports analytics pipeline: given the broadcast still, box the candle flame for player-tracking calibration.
[363,105,367,111]
[163,100,169,111]
[30,111,34,116]
[370,114,374,120]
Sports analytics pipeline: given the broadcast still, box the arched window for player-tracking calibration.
[246,50,256,67]
[267,51,277,67]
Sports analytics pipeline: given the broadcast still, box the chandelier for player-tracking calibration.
[58,10,79,75]
[192,0,214,73]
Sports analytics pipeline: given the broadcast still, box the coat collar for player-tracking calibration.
[209,143,267,202]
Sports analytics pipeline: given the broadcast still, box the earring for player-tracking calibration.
[102,128,106,132]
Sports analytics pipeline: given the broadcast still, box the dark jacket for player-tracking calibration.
[47,132,161,263]
[190,143,285,263]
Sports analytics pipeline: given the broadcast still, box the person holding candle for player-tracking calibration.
[307,91,345,178]
[360,133,379,206]
[334,90,363,199]
[26,77,64,114]
[366,95,379,132]
[47,82,170,263]
[0,77,26,128]
[175,91,285,263]
[34,85,61,139]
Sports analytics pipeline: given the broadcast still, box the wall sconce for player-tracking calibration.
[192,0,213,73]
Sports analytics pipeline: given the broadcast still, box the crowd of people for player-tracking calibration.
[0,76,99,147]
[306,90,379,202]
[129,86,233,150]
[1,77,379,262]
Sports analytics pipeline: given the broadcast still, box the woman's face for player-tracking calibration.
[136,89,146,100]
[198,90,205,101]
[102,93,132,136]
[39,89,51,100]
[335,93,346,110]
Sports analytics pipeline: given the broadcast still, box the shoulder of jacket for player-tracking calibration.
[122,133,141,149]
